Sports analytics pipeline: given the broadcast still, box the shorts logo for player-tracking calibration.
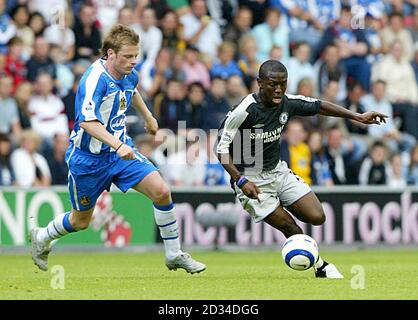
[110,114,126,131]
[80,196,91,206]
[279,112,288,124]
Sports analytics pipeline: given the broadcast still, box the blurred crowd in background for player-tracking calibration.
[0,0,418,188]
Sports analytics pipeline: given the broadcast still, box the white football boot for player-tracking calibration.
[30,228,51,271]
[166,252,206,274]
[315,263,344,279]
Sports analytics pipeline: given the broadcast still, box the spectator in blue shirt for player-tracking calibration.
[318,5,371,91]
[251,7,289,64]
[155,78,188,133]
[204,132,228,186]
[272,0,339,60]
[407,145,418,185]
[308,130,334,186]
[204,77,231,129]
[210,41,242,80]
[349,0,385,19]
[0,0,16,54]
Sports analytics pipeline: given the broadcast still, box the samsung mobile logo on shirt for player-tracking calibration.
[110,115,126,131]
[249,126,284,143]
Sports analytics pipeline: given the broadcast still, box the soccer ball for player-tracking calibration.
[281,234,319,271]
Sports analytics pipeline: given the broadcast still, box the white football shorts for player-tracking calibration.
[234,161,311,222]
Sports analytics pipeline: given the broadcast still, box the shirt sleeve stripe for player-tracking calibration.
[216,94,255,154]
[81,62,106,123]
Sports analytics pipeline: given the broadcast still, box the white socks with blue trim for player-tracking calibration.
[153,203,181,260]
[37,212,77,245]
[36,206,181,259]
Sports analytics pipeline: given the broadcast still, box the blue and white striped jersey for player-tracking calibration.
[69,59,139,154]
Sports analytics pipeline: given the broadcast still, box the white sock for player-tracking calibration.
[153,203,181,260]
[315,256,325,269]
[37,212,77,245]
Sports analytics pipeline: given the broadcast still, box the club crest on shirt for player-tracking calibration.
[119,97,126,110]
[80,196,91,206]
[279,112,288,124]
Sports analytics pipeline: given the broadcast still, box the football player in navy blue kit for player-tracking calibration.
[217,60,387,278]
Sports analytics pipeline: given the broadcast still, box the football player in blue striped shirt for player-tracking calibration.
[30,24,206,274]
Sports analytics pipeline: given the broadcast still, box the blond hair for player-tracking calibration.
[20,129,42,150]
[100,24,140,59]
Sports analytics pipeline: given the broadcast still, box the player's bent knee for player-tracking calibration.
[70,207,94,230]
[311,211,326,225]
[151,184,171,204]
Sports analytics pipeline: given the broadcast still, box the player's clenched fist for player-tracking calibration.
[236,176,261,202]
[242,182,261,202]
[116,143,135,160]
[144,116,159,135]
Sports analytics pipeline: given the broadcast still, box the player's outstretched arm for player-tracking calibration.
[132,89,159,135]
[319,100,388,125]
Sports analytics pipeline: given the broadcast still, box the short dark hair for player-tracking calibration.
[389,12,403,20]
[10,4,29,20]
[7,36,23,47]
[373,79,386,86]
[347,80,364,92]
[259,60,287,79]
[371,140,387,151]
[211,75,226,82]
[341,4,351,13]
[0,133,10,143]
[188,81,205,92]
[265,7,281,17]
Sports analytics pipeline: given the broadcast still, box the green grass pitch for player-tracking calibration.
[0,249,417,300]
